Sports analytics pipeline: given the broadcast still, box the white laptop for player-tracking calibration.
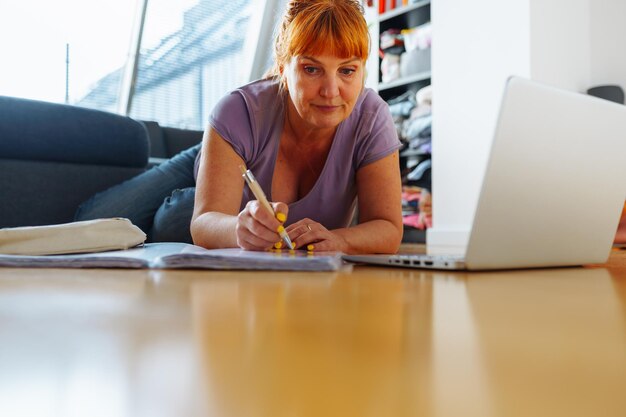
[344,76,626,270]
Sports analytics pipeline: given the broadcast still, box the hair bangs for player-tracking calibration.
[288,6,369,61]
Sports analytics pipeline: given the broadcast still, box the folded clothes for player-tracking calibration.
[403,113,431,141]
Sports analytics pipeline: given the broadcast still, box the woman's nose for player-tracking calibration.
[320,75,339,98]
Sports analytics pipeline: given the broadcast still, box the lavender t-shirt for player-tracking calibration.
[205,78,401,230]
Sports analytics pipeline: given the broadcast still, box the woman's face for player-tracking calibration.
[283,54,364,131]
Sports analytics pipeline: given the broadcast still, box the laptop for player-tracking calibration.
[344,76,626,270]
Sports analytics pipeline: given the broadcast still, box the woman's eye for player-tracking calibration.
[304,66,319,74]
[340,68,356,76]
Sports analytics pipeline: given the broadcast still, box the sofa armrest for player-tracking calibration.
[0,95,149,167]
[0,95,150,228]
[140,120,202,160]
[161,126,203,156]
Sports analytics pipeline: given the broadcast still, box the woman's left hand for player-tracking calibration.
[285,218,348,252]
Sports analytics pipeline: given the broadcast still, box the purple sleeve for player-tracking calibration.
[208,91,253,162]
[353,92,402,169]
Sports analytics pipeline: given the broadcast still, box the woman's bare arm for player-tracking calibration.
[191,127,245,248]
[191,127,289,250]
[335,150,404,254]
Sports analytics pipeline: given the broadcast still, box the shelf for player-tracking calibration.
[400,149,430,157]
[379,0,431,23]
[378,71,431,92]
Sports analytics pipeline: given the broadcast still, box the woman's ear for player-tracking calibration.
[280,65,289,92]
[279,64,287,88]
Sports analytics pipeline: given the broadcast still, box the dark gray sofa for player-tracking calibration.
[0,96,201,230]
[143,120,204,165]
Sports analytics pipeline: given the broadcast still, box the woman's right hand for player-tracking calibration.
[235,200,290,250]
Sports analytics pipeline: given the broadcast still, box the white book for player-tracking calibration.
[0,242,345,272]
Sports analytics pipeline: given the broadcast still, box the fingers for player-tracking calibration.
[303,233,348,253]
[285,218,310,234]
[236,213,276,250]
[236,228,274,250]
[285,219,324,250]
[237,201,290,250]
[284,219,348,252]
[272,202,289,222]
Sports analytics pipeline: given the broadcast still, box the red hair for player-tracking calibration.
[266,0,369,80]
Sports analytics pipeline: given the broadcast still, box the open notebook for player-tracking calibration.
[344,77,626,270]
[0,242,344,272]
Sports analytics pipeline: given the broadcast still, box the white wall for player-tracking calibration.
[589,0,626,91]
[429,0,532,253]
[428,0,626,254]
[529,0,591,91]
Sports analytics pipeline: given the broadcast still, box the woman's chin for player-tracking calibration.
[308,115,344,130]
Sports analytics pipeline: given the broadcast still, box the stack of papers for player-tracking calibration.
[0,242,345,272]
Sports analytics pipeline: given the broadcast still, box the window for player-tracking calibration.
[0,0,134,110]
[79,0,253,131]
[1,0,278,131]
[129,0,252,130]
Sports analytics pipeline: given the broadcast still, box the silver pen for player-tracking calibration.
[240,165,295,250]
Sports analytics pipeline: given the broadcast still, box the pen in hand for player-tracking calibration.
[240,165,295,250]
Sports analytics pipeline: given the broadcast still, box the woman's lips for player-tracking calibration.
[314,104,340,113]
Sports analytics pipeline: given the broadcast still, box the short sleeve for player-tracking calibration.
[208,91,253,162]
[354,92,402,169]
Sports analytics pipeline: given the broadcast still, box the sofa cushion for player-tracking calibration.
[162,126,203,156]
[140,120,203,159]
[141,120,168,158]
[0,95,148,167]
[0,158,146,228]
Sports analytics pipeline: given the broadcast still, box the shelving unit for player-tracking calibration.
[376,0,431,101]
[377,70,431,101]
[378,70,431,92]
[379,0,430,22]
[366,0,433,244]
